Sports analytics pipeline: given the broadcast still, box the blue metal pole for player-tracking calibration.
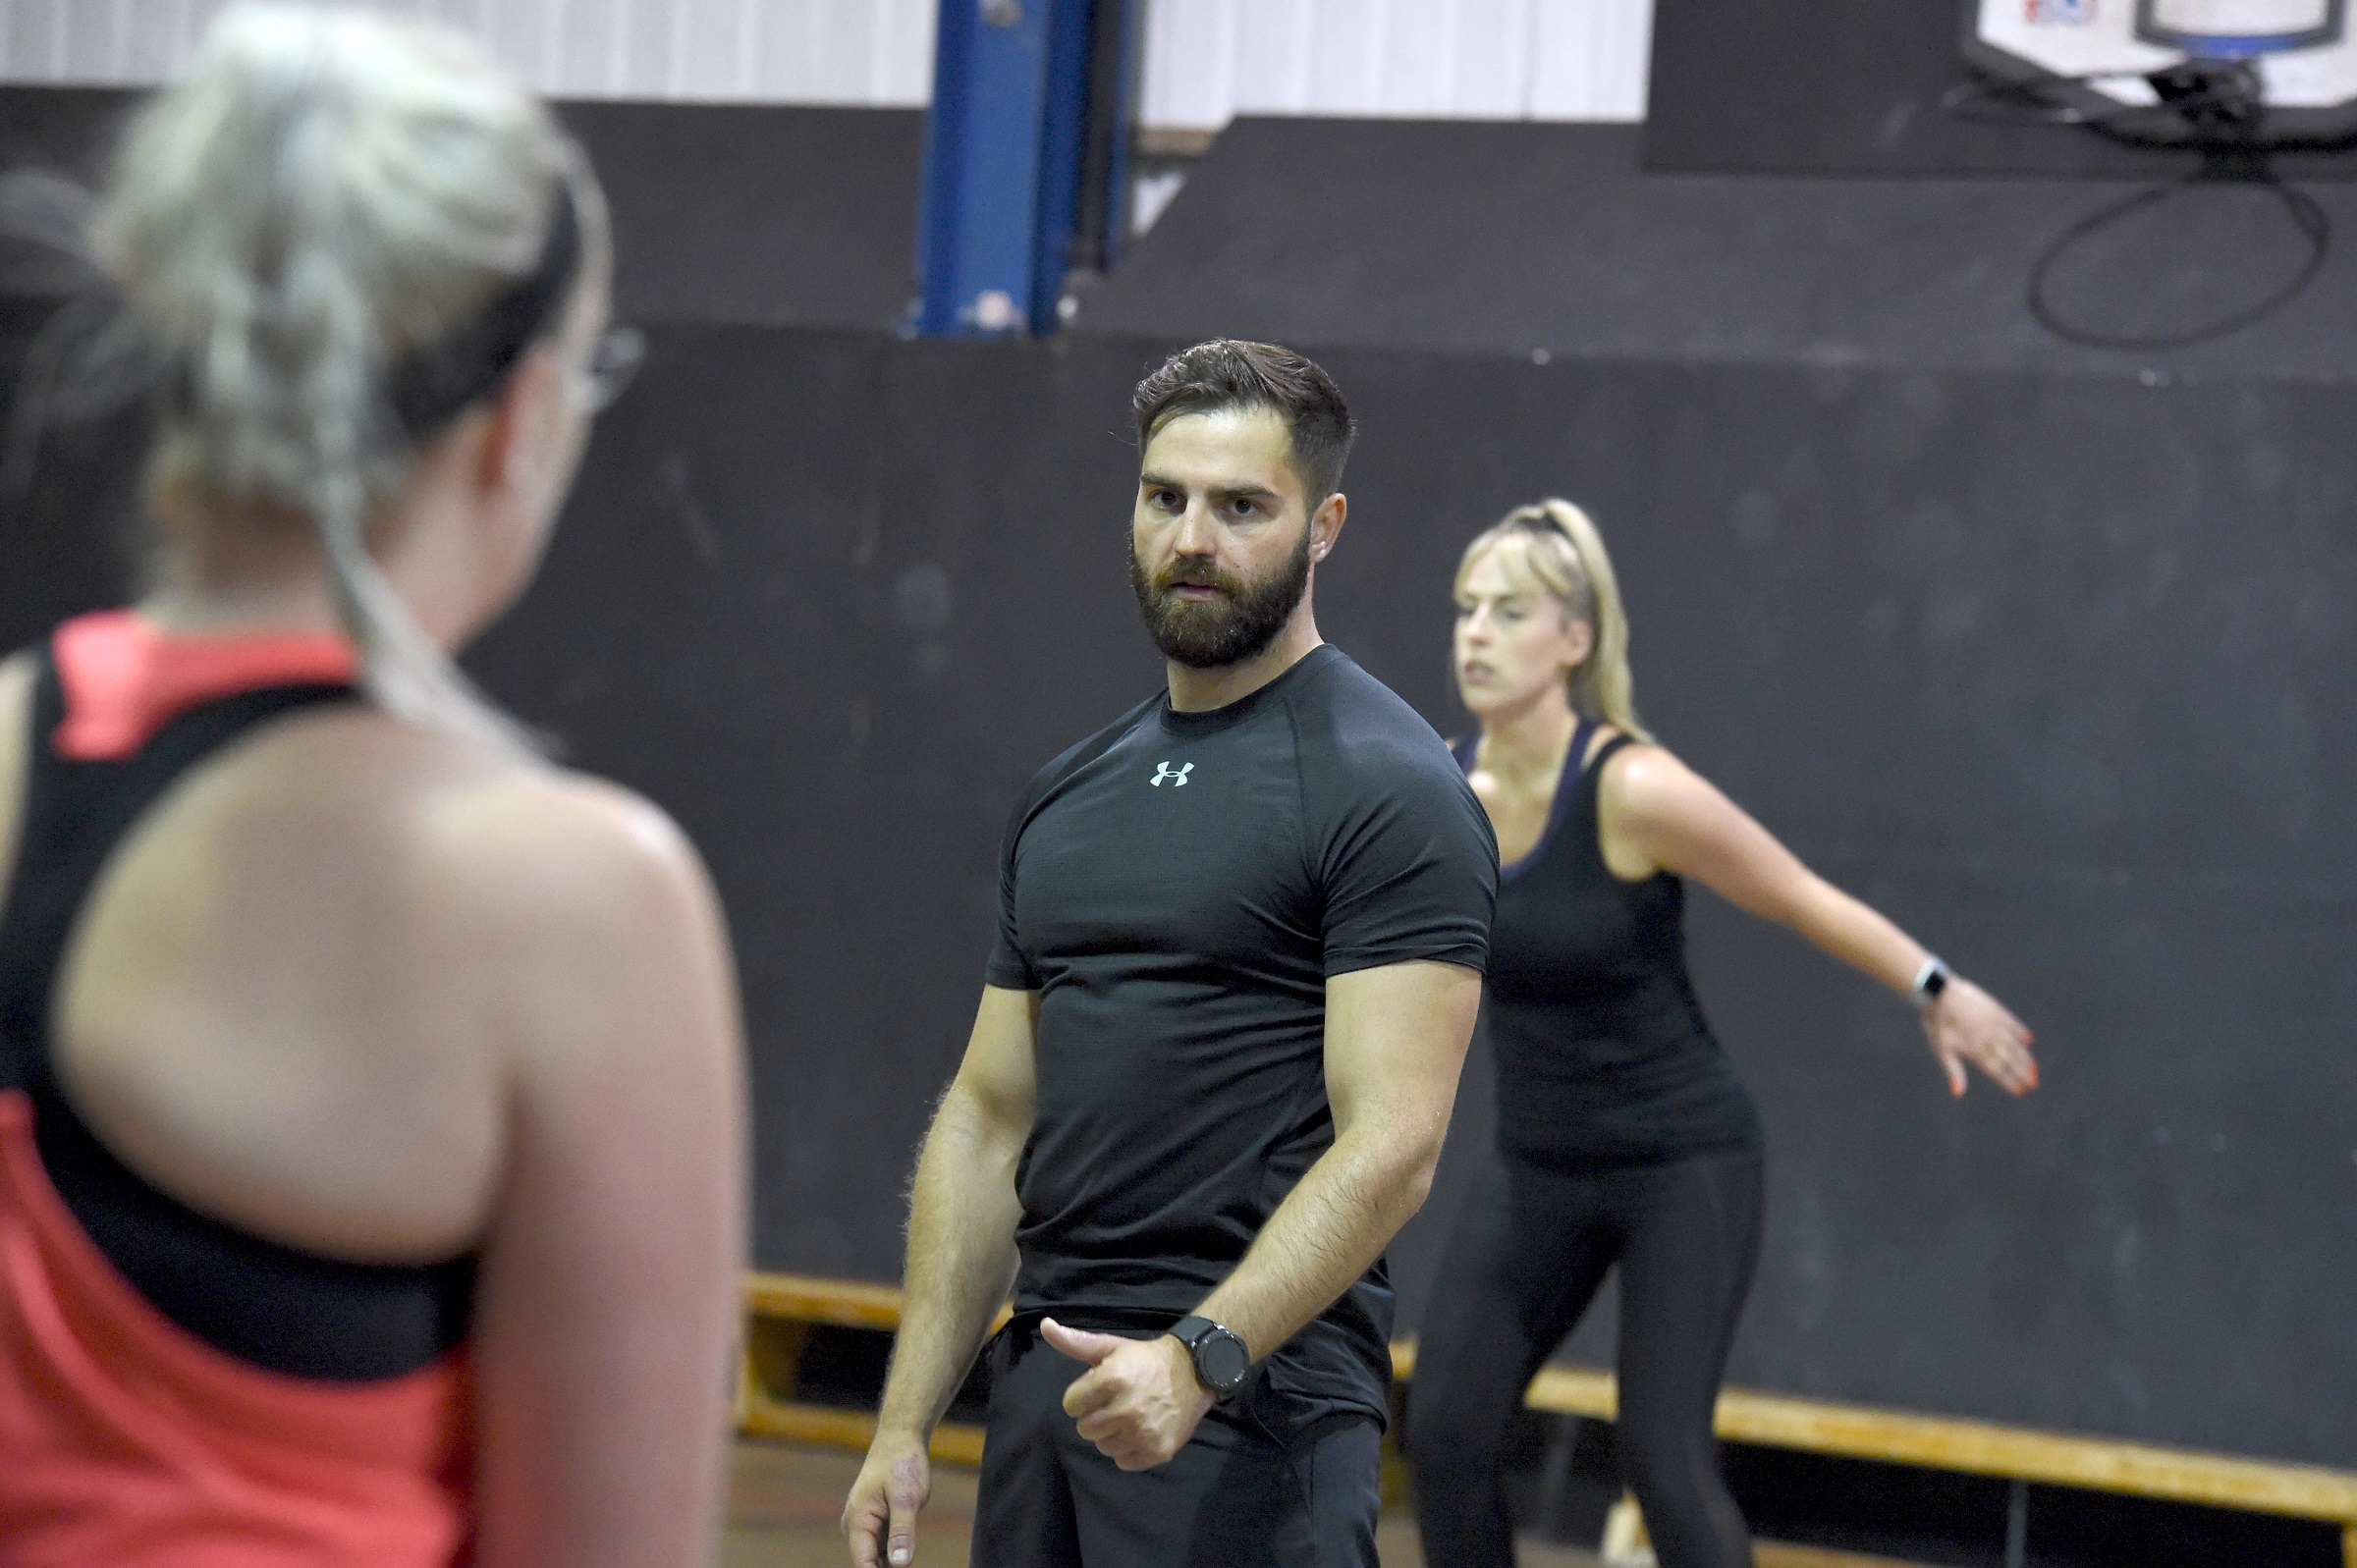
[912,0,1052,337]
[1093,0,1140,273]
[1025,0,1096,335]
[911,0,1140,339]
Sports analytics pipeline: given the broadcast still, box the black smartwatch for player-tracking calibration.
[1169,1316,1251,1404]
[1913,956,1951,1009]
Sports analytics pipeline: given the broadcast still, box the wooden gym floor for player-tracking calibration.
[719,1437,1591,1568]
[719,1437,1922,1568]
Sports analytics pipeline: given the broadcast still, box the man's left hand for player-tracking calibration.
[1041,1319,1215,1471]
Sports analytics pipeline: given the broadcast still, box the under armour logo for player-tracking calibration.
[1151,761,1193,787]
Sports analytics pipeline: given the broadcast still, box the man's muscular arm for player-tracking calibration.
[843,986,1036,1567]
[1047,959,1480,1469]
[1197,959,1479,1350]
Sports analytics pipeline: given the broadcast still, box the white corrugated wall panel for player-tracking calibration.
[3,5,47,79]
[0,0,1648,121]
[663,0,735,98]
[1528,0,1653,120]
[1377,0,1462,117]
[1139,0,1239,127]
[1446,0,1538,121]
[615,0,674,96]
[63,1,126,80]
[122,0,189,82]
[748,0,922,105]
[867,0,931,103]
[552,0,628,97]
[1301,0,1383,117]
[0,0,935,104]
[1219,2,1291,116]
[1138,0,1653,127]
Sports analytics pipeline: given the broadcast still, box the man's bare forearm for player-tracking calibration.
[877,1087,1024,1435]
[1191,1113,1441,1361]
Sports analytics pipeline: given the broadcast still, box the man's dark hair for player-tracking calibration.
[1131,340,1356,506]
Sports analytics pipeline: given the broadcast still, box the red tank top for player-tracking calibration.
[0,612,474,1567]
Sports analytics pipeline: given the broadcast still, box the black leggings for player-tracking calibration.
[1408,1146,1765,1568]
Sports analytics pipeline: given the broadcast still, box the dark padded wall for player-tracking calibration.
[464,331,1170,1278]
[449,338,2357,1471]
[515,334,2357,1471]
[1645,0,2357,180]
[0,87,922,327]
[14,320,2341,1468]
[1076,118,2357,381]
[4,85,2349,1476]
[560,100,921,328]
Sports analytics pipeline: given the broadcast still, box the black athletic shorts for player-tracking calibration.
[971,1321,1382,1568]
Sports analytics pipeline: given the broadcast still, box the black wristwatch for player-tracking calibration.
[1170,1316,1251,1404]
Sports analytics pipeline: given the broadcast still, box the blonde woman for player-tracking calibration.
[0,9,741,1566]
[1408,502,2037,1568]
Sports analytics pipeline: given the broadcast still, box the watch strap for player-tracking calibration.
[1913,956,1951,1008]
[1170,1316,1248,1402]
[1171,1316,1220,1350]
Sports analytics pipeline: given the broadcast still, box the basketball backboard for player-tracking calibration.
[1964,0,2357,132]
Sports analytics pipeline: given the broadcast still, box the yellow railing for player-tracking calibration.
[744,1272,2357,1567]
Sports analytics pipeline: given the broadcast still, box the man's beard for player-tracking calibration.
[1130,524,1313,670]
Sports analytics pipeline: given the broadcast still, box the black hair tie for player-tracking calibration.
[386,181,582,440]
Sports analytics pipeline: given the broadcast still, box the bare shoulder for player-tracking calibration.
[384,753,739,1097]
[411,758,722,949]
[1595,736,1705,815]
[1594,738,1751,862]
[200,712,723,973]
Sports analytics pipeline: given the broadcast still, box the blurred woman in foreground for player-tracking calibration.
[0,8,743,1565]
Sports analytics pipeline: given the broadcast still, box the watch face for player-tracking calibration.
[1199,1330,1250,1391]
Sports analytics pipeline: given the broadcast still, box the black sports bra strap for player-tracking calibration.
[0,646,469,1384]
[1566,717,1599,779]
[1453,719,1600,784]
[0,650,356,1094]
[1582,730,1639,781]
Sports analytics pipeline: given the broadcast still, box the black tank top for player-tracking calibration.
[1458,724,1762,1170]
[0,645,474,1379]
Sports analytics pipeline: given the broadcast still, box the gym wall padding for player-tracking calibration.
[1072,117,2357,381]
[3,91,2351,1474]
[0,87,923,330]
[507,330,2357,1474]
[10,317,2343,1469]
[464,332,2357,1474]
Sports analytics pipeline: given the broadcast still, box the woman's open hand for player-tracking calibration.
[1922,977,2038,1098]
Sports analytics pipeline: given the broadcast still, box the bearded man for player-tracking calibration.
[844,341,1498,1568]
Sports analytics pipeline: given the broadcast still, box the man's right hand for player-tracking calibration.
[842,1430,931,1568]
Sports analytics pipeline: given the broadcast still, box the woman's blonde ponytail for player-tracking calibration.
[1455,498,1653,743]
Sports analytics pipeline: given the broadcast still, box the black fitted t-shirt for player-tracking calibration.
[986,645,1497,1424]
[1463,727,1762,1171]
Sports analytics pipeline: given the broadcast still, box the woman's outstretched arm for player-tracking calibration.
[1597,743,2038,1098]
